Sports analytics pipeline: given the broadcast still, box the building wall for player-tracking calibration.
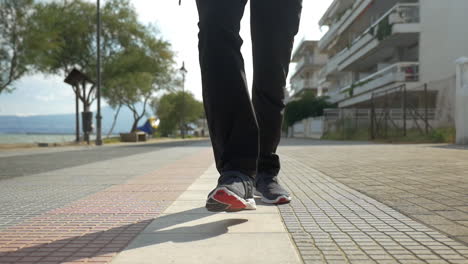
[420,0,468,82]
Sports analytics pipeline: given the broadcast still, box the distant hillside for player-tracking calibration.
[0,105,153,134]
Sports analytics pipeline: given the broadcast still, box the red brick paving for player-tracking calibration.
[0,149,213,264]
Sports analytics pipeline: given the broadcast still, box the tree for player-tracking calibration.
[154,91,204,137]
[0,0,34,94]
[103,30,175,132]
[284,91,335,128]
[26,0,150,111]
[28,0,144,78]
[27,0,176,132]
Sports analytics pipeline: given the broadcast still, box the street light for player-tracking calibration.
[179,62,187,139]
[95,0,103,146]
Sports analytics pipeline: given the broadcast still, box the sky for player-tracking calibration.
[0,0,332,116]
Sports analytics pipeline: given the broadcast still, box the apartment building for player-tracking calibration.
[289,40,328,100]
[318,0,468,108]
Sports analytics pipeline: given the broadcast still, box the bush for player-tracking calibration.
[428,127,455,143]
[284,91,335,128]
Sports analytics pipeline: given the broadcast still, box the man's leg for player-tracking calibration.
[251,0,302,203]
[197,0,258,178]
[197,0,258,211]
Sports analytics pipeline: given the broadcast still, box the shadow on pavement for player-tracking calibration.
[0,207,250,263]
[431,144,468,150]
[125,219,248,249]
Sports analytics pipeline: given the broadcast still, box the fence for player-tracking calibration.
[289,117,324,139]
[321,76,455,140]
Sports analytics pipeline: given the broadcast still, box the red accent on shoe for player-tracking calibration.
[213,189,246,210]
[275,197,290,204]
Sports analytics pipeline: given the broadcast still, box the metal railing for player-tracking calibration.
[390,4,420,24]
[342,3,420,55]
[318,0,366,50]
[339,62,420,94]
[321,3,420,86]
[295,55,325,72]
[291,78,317,92]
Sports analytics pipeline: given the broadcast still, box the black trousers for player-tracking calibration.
[196,0,302,178]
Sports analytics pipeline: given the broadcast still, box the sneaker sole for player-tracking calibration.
[261,195,292,204]
[206,187,256,212]
[255,190,292,205]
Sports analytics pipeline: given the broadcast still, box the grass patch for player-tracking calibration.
[103,137,121,144]
[322,127,455,144]
[383,127,455,144]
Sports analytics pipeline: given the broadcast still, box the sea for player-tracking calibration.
[0,134,96,144]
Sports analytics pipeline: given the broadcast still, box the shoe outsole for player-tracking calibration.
[206,187,256,212]
[261,195,292,205]
[255,190,292,205]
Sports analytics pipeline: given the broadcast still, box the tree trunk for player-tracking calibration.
[106,105,122,138]
[128,96,150,133]
[131,116,142,133]
[83,102,90,144]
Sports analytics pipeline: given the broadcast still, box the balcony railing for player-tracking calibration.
[339,62,419,95]
[389,4,420,24]
[291,78,318,93]
[318,66,328,82]
[327,89,347,103]
[319,8,353,50]
[295,55,324,72]
[347,3,419,51]
[325,3,420,68]
[319,0,372,50]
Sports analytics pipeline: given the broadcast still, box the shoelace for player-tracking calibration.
[219,173,253,198]
[258,175,279,184]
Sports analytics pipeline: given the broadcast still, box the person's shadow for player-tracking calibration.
[0,207,249,263]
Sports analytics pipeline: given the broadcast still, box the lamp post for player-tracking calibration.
[179,62,187,139]
[95,0,103,146]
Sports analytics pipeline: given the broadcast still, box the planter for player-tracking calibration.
[120,132,147,142]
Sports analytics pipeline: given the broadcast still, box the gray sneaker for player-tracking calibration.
[255,173,291,204]
[206,171,256,212]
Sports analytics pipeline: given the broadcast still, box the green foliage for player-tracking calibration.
[342,78,374,97]
[284,91,335,128]
[154,91,204,137]
[102,34,175,132]
[103,137,121,144]
[327,127,456,143]
[427,127,455,143]
[25,0,176,132]
[27,0,96,76]
[376,16,393,41]
[27,0,155,79]
[0,0,34,94]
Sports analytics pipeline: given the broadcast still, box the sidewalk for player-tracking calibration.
[0,139,467,263]
[111,164,301,264]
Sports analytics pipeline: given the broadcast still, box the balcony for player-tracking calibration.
[336,3,420,71]
[295,55,325,72]
[291,78,318,94]
[327,89,347,104]
[318,0,373,51]
[339,62,419,100]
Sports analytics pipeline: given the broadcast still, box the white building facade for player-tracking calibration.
[289,40,328,100]
[318,0,468,108]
